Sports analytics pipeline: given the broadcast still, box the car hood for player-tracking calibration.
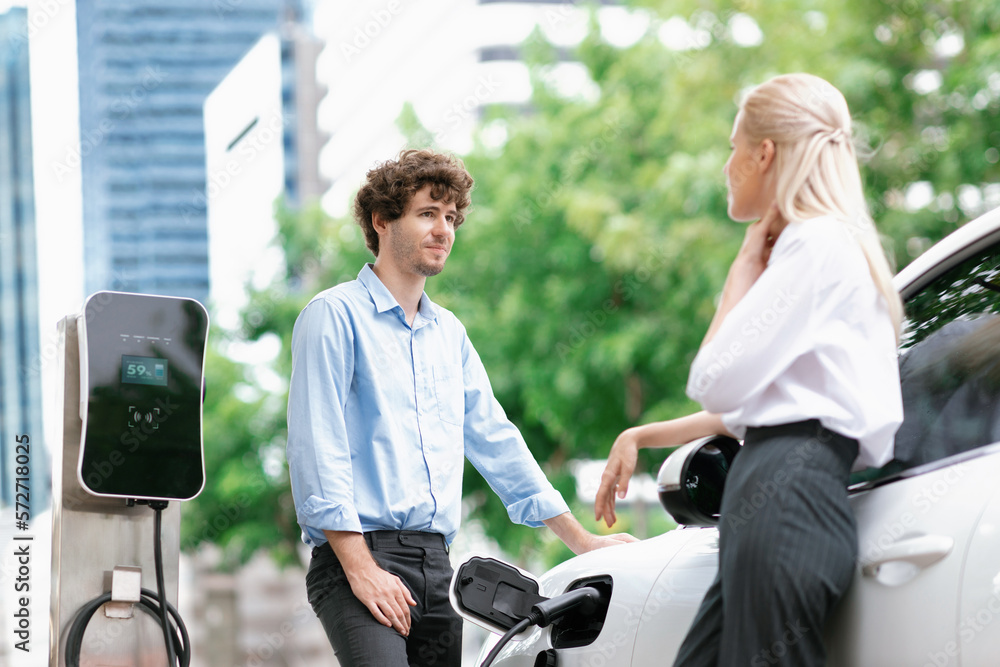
[488,526,720,666]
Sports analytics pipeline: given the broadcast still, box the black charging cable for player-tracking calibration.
[64,501,190,666]
[150,500,183,666]
[481,616,533,667]
[480,587,601,667]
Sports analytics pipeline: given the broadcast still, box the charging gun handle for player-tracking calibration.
[529,586,601,628]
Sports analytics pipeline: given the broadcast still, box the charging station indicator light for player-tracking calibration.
[121,355,169,387]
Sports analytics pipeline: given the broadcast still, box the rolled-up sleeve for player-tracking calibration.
[286,298,362,542]
[459,331,569,526]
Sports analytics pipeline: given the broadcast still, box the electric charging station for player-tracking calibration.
[50,291,209,666]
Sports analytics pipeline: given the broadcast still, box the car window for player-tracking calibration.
[900,242,1000,351]
[852,238,1000,486]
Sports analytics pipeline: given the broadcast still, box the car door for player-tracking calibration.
[958,478,1000,665]
[827,453,1000,666]
[826,228,1000,666]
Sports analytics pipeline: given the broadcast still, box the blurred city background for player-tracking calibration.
[1,0,999,664]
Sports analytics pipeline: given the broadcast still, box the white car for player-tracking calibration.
[452,206,1000,667]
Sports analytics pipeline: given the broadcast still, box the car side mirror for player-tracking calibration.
[657,435,740,526]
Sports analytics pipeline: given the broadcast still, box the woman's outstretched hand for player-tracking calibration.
[594,428,640,529]
[593,413,732,529]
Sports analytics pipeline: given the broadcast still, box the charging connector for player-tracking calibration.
[529,586,600,628]
[479,586,602,667]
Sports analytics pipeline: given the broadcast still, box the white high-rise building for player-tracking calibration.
[312,0,651,217]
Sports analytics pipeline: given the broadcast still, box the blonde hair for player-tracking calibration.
[738,73,903,339]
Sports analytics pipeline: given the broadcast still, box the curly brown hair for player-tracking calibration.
[353,149,474,256]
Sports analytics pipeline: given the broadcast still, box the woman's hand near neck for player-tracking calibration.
[702,204,788,347]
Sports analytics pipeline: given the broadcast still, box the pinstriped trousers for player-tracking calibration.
[673,420,859,667]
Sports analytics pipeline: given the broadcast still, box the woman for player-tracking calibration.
[594,73,904,666]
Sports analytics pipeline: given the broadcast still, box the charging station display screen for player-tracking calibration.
[78,292,209,501]
[121,355,168,386]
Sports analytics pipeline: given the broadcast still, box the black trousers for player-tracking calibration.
[673,420,859,667]
[306,530,462,667]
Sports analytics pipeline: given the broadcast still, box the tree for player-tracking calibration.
[184,0,1000,566]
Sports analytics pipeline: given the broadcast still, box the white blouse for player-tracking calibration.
[687,215,903,470]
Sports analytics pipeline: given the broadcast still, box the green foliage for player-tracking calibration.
[182,341,299,568]
[185,0,1000,566]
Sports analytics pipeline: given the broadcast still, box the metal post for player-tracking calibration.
[50,315,180,666]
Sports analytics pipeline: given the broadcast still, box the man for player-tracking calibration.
[287,148,634,666]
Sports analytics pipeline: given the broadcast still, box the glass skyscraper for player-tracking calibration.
[0,6,46,507]
[73,0,302,303]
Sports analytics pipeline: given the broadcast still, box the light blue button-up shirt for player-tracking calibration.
[286,265,569,547]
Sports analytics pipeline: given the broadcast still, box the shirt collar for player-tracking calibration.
[358,264,439,326]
